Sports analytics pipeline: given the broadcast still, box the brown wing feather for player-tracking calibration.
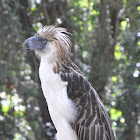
[61,68,115,140]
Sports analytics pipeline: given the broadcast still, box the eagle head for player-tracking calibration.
[24,25,71,63]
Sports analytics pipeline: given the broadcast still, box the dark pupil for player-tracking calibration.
[42,39,47,43]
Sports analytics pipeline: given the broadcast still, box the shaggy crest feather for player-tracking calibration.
[36,25,72,61]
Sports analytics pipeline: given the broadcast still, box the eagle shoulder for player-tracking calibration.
[60,69,115,140]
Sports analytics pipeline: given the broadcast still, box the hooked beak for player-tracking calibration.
[23,37,46,51]
[23,38,30,50]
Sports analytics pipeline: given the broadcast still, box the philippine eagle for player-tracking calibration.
[24,25,115,140]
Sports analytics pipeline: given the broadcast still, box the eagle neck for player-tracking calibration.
[40,55,71,74]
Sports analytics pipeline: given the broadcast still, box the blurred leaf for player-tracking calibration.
[78,0,89,8]
[123,0,127,3]
[112,76,117,82]
[137,6,140,13]
[72,16,77,21]
[120,118,125,123]
[120,21,127,30]
[31,7,37,12]
[114,51,122,60]
[110,109,122,121]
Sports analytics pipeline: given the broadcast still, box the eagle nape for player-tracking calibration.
[24,25,115,140]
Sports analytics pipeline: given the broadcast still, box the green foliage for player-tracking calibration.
[110,108,122,121]
[120,21,127,31]
[0,0,139,140]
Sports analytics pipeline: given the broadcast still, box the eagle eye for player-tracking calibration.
[42,39,47,44]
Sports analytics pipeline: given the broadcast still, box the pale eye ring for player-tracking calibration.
[42,39,47,44]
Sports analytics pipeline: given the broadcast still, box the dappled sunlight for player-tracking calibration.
[0,0,139,139]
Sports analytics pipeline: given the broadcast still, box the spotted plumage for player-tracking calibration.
[24,25,115,140]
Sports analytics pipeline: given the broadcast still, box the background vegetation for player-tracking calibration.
[0,0,140,140]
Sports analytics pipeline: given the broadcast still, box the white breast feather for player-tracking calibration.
[39,57,78,140]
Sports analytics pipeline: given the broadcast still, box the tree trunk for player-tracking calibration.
[90,0,112,99]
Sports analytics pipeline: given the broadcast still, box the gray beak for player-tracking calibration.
[23,37,47,51]
[24,38,30,50]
